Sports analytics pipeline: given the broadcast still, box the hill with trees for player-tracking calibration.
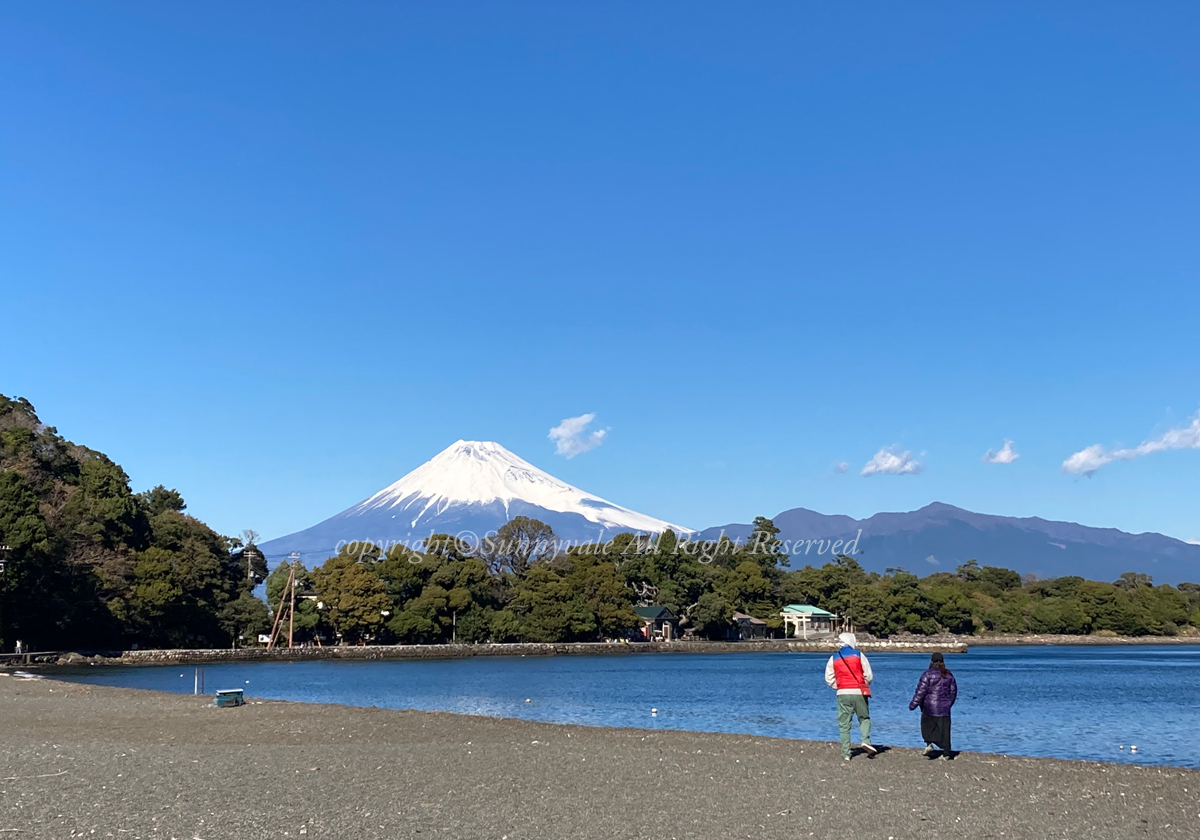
[0,395,268,651]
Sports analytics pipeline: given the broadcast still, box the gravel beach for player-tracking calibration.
[1,674,1196,840]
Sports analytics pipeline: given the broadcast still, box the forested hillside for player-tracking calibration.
[271,521,1200,645]
[0,395,267,651]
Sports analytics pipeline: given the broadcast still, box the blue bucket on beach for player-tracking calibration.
[214,689,245,708]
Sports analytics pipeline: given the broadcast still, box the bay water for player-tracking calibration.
[53,645,1200,769]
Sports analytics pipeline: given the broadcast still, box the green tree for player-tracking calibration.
[615,528,711,617]
[219,590,271,645]
[743,516,789,570]
[978,566,1022,592]
[137,486,186,517]
[927,582,977,634]
[955,559,980,581]
[1115,572,1154,590]
[840,584,891,636]
[689,592,733,640]
[373,544,433,603]
[509,563,598,642]
[480,517,558,575]
[568,554,638,639]
[719,560,774,616]
[310,551,391,643]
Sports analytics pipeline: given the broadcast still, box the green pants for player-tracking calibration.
[836,694,872,757]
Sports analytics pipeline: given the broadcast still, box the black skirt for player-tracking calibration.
[921,713,952,753]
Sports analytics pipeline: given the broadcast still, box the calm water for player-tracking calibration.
[54,646,1200,769]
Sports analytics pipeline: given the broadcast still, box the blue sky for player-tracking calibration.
[3,2,1198,543]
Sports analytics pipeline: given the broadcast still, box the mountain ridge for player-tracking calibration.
[700,502,1200,584]
[259,440,691,562]
[260,440,1200,584]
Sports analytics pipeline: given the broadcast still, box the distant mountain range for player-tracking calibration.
[261,441,1200,584]
[700,502,1200,585]
[259,440,692,563]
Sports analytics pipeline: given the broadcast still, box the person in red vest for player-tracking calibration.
[824,632,878,761]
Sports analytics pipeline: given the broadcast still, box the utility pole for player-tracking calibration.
[0,545,10,653]
[288,553,297,649]
[241,530,261,584]
[245,545,261,582]
[268,553,301,650]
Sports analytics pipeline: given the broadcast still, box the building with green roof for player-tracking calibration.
[779,604,837,639]
[634,605,678,641]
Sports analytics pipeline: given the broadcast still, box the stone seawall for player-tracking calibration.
[20,632,1200,669]
[964,633,1200,646]
[42,637,967,667]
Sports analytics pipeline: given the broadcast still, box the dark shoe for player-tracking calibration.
[860,743,878,758]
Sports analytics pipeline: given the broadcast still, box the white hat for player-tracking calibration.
[838,632,857,647]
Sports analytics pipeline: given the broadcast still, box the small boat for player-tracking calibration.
[214,688,245,708]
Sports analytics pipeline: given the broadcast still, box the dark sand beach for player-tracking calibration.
[1,674,1196,840]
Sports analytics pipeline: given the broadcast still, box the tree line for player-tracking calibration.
[4,393,1198,651]
[269,517,1200,645]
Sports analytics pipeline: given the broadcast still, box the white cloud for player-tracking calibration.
[925,555,940,565]
[861,446,924,477]
[833,461,850,475]
[982,439,1019,464]
[549,413,608,458]
[1063,413,1200,476]
[1062,444,1114,476]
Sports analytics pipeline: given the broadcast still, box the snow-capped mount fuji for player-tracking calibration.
[259,441,692,562]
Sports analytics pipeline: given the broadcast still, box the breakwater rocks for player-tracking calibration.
[39,637,967,667]
[964,632,1200,646]
[0,651,62,667]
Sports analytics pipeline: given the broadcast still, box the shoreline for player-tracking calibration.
[2,675,1195,839]
[9,638,969,668]
[6,631,1200,669]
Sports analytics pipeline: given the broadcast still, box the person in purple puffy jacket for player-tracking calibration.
[909,652,957,759]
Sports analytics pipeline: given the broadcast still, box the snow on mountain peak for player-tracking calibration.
[350,440,691,535]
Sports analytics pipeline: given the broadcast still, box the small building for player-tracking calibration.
[732,612,768,640]
[780,604,837,639]
[635,605,679,641]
